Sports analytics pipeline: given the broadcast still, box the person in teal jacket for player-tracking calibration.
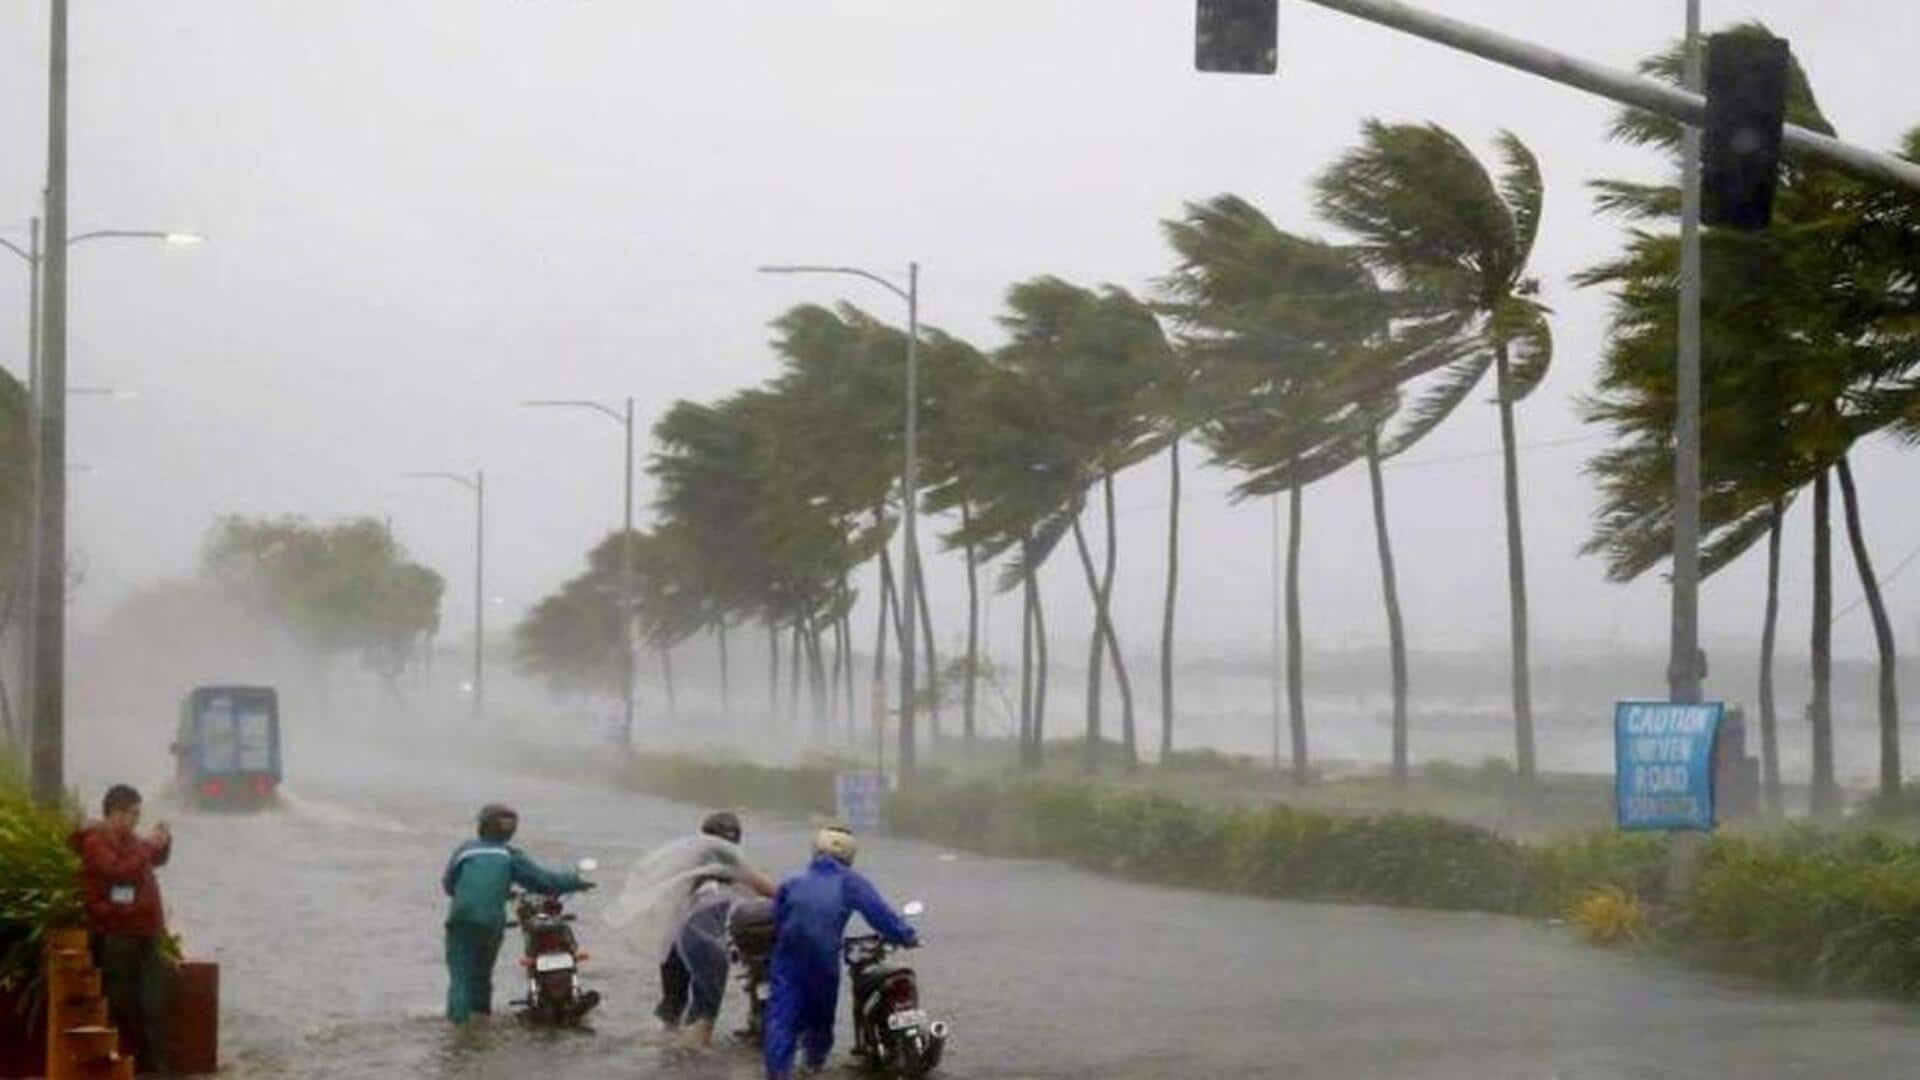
[441,803,592,1023]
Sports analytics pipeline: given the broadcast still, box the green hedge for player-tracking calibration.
[624,753,843,820]
[616,754,1920,1000]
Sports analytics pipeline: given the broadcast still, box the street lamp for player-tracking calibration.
[522,397,636,752]
[403,470,486,723]
[758,262,922,779]
[1,214,199,800]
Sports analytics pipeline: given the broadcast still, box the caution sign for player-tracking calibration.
[836,771,888,835]
[1614,701,1724,831]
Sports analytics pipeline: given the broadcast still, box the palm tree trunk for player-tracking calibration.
[788,620,804,727]
[717,620,731,714]
[911,549,941,744]
[1810,468,1839,817]
[1286,483,1308,786]
[1759,499,1784,816]
[841,610,856,739]
[875,552,894,742]
[829,610,845,736]
[1365,431,1411,788]
[1160,437,1181,762]
[806,615,829,731]
[1034,562,1051,767]
[962,503,980,745]
[1070,512,1107,774]
[768,619,781,727]
[1836,455,1901,799]
[1101,472,1138,770]
[1493,344,1537,783]
[1020,532,1037,767]
[660,644,678,722]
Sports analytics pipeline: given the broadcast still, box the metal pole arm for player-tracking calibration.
[402,470,479,492]
[0,236,31,264]
[759,264,913,305]
[1300,0,1920,196]
[522,398,625,426]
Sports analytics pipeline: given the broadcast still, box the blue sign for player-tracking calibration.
[835,772,889,835]
[1614,701,1724,831]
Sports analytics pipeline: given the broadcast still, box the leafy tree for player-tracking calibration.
[202,516,443,690]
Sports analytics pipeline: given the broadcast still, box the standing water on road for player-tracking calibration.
[130,746,1920,1079]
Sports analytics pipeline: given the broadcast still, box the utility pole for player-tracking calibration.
[31,0,70,805]
[899,262,921,779]
[621,397,635,753]
[474,470,486,722]
[403,471,486,724]
[1670,0,1705,707]
[757,262,924,778]
[521,397,637,751]
[18,217,40,750]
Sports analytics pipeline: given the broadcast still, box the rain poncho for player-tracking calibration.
[604,833,754,962]
[763,854,917,1079]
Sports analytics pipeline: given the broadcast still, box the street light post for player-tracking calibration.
[523,398,636,752]
[1,216,201,790]
[758,262,922,779]
[1669,0,1706,708]
[404,471,486,722]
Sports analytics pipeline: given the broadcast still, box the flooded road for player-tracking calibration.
[144,747,1920,1079]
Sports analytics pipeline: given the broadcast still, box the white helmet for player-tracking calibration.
[813,823,858,865]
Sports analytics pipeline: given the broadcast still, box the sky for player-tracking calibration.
[1,0,1917,704]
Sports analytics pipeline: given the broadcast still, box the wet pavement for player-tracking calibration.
[140,745,1920,1079]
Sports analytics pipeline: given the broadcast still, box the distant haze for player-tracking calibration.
[2,1,1916,725]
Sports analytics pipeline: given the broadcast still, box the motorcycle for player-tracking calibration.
[845,900,948,1078]
[508,857,602,1027]
[726,896,777,1042]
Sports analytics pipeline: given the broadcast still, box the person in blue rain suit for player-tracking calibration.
[441,803,593,1023]
[763,823,918,1080]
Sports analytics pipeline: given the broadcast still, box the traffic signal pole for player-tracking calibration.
[1293,0,1920,197]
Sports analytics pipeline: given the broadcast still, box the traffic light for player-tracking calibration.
[1196,0,1277,75]
[1703,33,1792,230]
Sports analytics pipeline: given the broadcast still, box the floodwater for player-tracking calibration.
[141,745,1920,1079]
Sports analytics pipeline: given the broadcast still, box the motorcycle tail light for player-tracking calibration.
[886,978,918,1008]
[199,779,224,798]
[519,957,534,969]
[575,951,590,965]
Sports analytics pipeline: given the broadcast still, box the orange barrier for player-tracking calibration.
[43,931,133,1080]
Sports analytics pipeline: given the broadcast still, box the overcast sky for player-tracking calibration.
[2,1,1917,694]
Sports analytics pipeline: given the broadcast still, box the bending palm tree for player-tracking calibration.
[1317,123,1553,784]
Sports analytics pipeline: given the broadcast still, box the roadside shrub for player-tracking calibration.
[624,753,838,819]
[1528,829,1671,916]
[1684,830,1920,995]
[0,748,82,1008]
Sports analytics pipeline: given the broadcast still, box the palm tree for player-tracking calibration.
[1316,122,1553,784]
[995,277,1166,771]
[1580,26,1920,811]
[1160,194,1459,785]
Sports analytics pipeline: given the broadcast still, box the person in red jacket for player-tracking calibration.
[73,784,172,1074]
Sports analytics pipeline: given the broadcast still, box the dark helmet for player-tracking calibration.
[701,810,742,845]
[477,803,519,843]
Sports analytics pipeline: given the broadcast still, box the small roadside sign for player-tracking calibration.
[836,771,888,835]
[1614,701,1724,831]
